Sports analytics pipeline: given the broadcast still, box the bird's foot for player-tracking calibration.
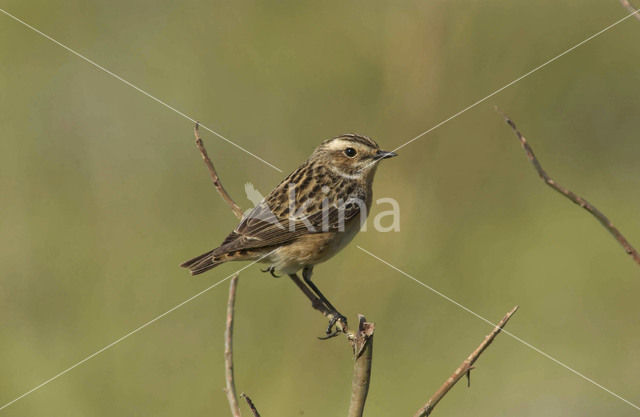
[317,312,348,340]
[260,266,280,278]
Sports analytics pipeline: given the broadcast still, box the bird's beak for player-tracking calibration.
[375,150,398,160]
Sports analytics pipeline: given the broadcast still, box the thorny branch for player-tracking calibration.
[620,0,640,21]
[499,111,640,268]
[413,306,519,417]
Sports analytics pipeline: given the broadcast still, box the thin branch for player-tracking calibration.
[620,0,640,21]
[498,111,640,267]
[240,393,261,417]
[224,274,242,417]
[413,306,518,417]
[347,315,375,417]
[194,123,244,219]
[193,125,244,415]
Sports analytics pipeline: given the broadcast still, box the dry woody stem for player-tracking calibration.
[347,315,375,417]
[240,393,261,417]
[500,112,640,268]
[194,122,244,219]
[193,124,251,414]
[620,0,640,21]
[413,306,519,417]
[224,274,242,417]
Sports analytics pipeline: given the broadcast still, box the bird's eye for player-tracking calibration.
[344,147,357,158]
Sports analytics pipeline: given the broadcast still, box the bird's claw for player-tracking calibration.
[317,329,341,340]
[317,313,347,340]
[261,266,280,278]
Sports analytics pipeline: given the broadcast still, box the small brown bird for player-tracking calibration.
[181,134,397,337]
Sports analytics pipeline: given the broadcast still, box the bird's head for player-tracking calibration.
[311,134,397,179]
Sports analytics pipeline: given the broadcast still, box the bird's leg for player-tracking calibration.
[288,273,331,315]
[302,266,348,337]
[288,273,343,339]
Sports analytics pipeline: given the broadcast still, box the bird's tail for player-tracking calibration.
[179,250,224,275]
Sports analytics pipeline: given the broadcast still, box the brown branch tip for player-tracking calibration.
[348,315,375,417]
[496,109,640,268]
[414,306,519,417]
[193,122,244,219]
[240,393,261,417]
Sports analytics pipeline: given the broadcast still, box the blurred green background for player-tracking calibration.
[2,0,640,415]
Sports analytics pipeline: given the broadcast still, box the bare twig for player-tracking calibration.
[193,125,245,415]
[413,306,518,417]
[240,393,261,417]
[347,315,375,417]
[498,111,640,267]
[224,275,242,417]
[194,123,244,219]
[620,0,640,21]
